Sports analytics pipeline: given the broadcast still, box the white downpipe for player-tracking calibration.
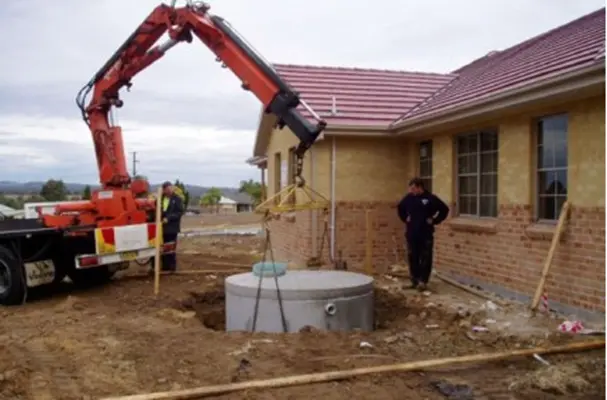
[310,147,317,256]
[330,136,337,260]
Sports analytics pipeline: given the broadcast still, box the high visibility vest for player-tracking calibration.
[162,197,170,212]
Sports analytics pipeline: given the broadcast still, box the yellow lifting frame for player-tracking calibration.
[255,182,330,214]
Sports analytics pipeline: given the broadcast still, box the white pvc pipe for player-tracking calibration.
[330,136,337,261]
[310,147,317,256]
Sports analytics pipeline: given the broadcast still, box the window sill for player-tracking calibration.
[448,217,498,234]
[525,222,559,240]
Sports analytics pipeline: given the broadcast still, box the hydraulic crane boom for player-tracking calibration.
[43,1,326,229]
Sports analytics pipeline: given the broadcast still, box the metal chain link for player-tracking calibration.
[251,212,288,333]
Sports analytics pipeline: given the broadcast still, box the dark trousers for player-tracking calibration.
[150,232,178,271]
[406,236,434,285]
[161,232,178,271]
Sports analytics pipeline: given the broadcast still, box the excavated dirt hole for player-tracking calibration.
[178,289,226,331]
[175,283,427,332]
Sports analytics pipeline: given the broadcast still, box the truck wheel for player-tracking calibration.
[67,266,113,288]
[0,245,26,306]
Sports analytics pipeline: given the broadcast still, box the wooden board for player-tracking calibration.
[530,200,570,310]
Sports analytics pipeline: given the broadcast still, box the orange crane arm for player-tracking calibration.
[44,2,325,229]
[76,2,326,190]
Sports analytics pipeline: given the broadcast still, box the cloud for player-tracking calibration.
[0,0,603,184]
[0,114,257,186]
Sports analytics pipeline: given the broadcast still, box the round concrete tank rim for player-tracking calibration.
[225,270,374,301]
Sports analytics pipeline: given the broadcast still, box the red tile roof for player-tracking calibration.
[269,8,604,129]
[396,8,605,123]
[273,64,455,126]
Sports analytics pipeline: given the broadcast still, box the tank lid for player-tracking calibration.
[225,270,374,300]
[252,261,287,278]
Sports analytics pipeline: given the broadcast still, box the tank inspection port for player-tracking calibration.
[324,302,337,316]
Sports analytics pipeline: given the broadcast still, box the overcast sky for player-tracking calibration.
[0,0,603,186]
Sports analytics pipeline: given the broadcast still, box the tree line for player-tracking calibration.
[0,178,265,210]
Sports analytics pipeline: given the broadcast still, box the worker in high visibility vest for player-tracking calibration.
[151,181,184,272]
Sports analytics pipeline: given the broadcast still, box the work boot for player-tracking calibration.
[404,281,418,290]
[417,282,428,292]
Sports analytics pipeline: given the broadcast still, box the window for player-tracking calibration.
[456,130,498,217]
[273,152,281,204]
[287,147,297,204]
[536,114,568,220]
[418,141,433,192]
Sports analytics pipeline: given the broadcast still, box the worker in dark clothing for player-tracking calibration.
[150,181,184,272]
[397,177,449,291]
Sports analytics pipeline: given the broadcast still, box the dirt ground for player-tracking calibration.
[0,220,604,399]
[181,213,263,231]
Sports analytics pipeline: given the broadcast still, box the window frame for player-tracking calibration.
[534,113,569,222]
[418,140,433,193]
[455,129,499,218]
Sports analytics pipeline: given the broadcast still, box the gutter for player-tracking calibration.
[252,107,274,158]
[326,124,390,133]
[245,156,267,166]
[391,62,605,132]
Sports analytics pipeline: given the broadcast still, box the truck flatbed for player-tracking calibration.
[0,219,60,238]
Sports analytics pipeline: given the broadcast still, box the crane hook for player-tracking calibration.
[295,154,305,187]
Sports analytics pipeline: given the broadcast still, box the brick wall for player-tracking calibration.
[425,95,606,312]
[265,201,407,271]
[264,211,314,265]
[267,200,605,312]
[435,204,605,312]
[260,95,605,313]
[330,201,404,271]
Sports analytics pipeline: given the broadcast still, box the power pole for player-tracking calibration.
[131,151,139,176]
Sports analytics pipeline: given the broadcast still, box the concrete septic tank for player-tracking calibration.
[225,270,374,333]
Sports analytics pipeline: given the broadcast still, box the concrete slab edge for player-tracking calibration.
[437,269,605,325]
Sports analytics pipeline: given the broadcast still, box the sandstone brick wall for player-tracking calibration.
[435,204,605,312]
[264,133,411,266]
[426,95,606,312]
[263,126,330,265]
[265,202,405,271]
[260,94,605,313]
[263,211,314,264]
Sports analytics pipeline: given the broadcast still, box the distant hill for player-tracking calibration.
[0,181,246,200]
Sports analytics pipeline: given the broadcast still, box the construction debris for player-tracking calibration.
[509,363,593,395]
[100,340,604,400]
[3,230,604,400]
[431,379,475,400]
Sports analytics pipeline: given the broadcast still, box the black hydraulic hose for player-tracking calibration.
[22,237,55,263]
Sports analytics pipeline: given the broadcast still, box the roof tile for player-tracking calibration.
[273,64,455,126]
[395,8,605,123]
[268,8,605,130]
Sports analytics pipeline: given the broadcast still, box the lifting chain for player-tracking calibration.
[315,209,330,262]
[250,211,288,333]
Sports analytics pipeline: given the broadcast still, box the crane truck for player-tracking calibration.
[0,1,326,305]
